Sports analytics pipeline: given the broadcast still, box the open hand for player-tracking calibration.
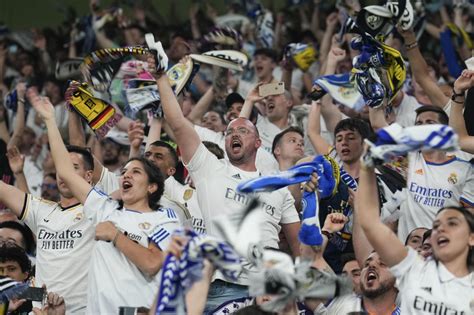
[27,90,55,121]
[6,146,25,174]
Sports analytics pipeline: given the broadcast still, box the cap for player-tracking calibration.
[225,92,245,109]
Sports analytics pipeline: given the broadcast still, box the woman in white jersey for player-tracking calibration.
[28,92,180,314]
[356,162,473,314]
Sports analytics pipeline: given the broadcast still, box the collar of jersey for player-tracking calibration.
[437,260,473,285]
[59,202,81,211]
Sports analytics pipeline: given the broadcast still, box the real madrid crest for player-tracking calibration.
[183,189,193,201]
[447,173,458,185]
[138,222,151,230]
[73,213,83,222]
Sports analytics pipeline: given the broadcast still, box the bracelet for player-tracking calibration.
[451,88,465,101]
[405,41,418,50]
[112,229,121,246]
[321,230,333,239]
[18,98,25,103]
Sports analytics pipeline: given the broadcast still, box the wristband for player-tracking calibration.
[451,88,465,102]
[18,99,25,103]
[405,41,418,50]
[321,230,333,239]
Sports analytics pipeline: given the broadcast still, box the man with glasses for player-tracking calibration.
[148,52,301,313]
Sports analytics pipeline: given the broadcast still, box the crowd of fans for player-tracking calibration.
[0,0,473,314]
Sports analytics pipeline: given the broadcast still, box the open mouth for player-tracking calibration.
[122,181,133,191]
[437,237,449,247]
[231,139,242,149]
[366,270,378,285]
[256,65,264,72]
[267,103,275,112]
[341,149,350,155]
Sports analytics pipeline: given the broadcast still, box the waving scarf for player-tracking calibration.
[237,155,339,246]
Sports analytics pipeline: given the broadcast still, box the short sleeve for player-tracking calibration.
[390,247,424,282]
[83,188,117,223]
[95,166,120,195]
[20,194,41,234]
[460,166,474,206]
[147,216,181,251]
[185,143,221,183]
[280,189,300,224]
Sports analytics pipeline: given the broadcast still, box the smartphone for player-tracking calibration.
[259,82,285,97]
[18,287,45,302]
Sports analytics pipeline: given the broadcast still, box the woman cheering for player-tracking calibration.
[28,91,181,314]
[355,158,473,314]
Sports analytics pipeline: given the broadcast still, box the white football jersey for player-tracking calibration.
[392,93,421,127]
[391,248,474,314]
[21,194,95,314]
[194,125,279,174]
[83,188,180,314]
[255,115,282,153]
[165,176,206,234]
[186,144,299,274]
[398,152,474,241]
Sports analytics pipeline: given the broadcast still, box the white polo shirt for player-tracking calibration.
[390,247,474,314]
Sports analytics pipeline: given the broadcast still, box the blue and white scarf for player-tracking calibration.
[237,155,337,246]
[365,123,459,166]
[153,230,243,315]
[312,74,365,111]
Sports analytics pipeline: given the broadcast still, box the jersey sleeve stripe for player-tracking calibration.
[460,196,474,207]
[19,193,28,221]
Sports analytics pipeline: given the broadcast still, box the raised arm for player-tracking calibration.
[239,84,263,119]
[398,29,449,108]
[450,70,474,153]
[186,87,215,124]
[6,146,30,194]
[307,100,331,154]
[7,82,27,149]
[27,91,92,204]
[355,162,407,267]
[146,48,201,164]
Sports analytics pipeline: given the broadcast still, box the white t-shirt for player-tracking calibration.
[391,247,474,314]
[164,176,206,234]
[194,125,279,175]
[185,143,299,253]
[398,152,474,241]
[21,194,95,314]
[83,188,180,314]
[23,156,44,197]
[255,115,283,154]
[392,93,421,127]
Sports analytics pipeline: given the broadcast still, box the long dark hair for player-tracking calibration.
[436,206,474,271]
[117,157,164,211]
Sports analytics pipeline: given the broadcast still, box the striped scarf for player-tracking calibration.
[153,230,242,315]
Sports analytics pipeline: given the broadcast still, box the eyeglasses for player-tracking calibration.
[225,127,253,137]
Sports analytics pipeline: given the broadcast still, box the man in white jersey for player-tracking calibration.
[147,49,301,312]
[0,145,96,314]
[398,105,474,241]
